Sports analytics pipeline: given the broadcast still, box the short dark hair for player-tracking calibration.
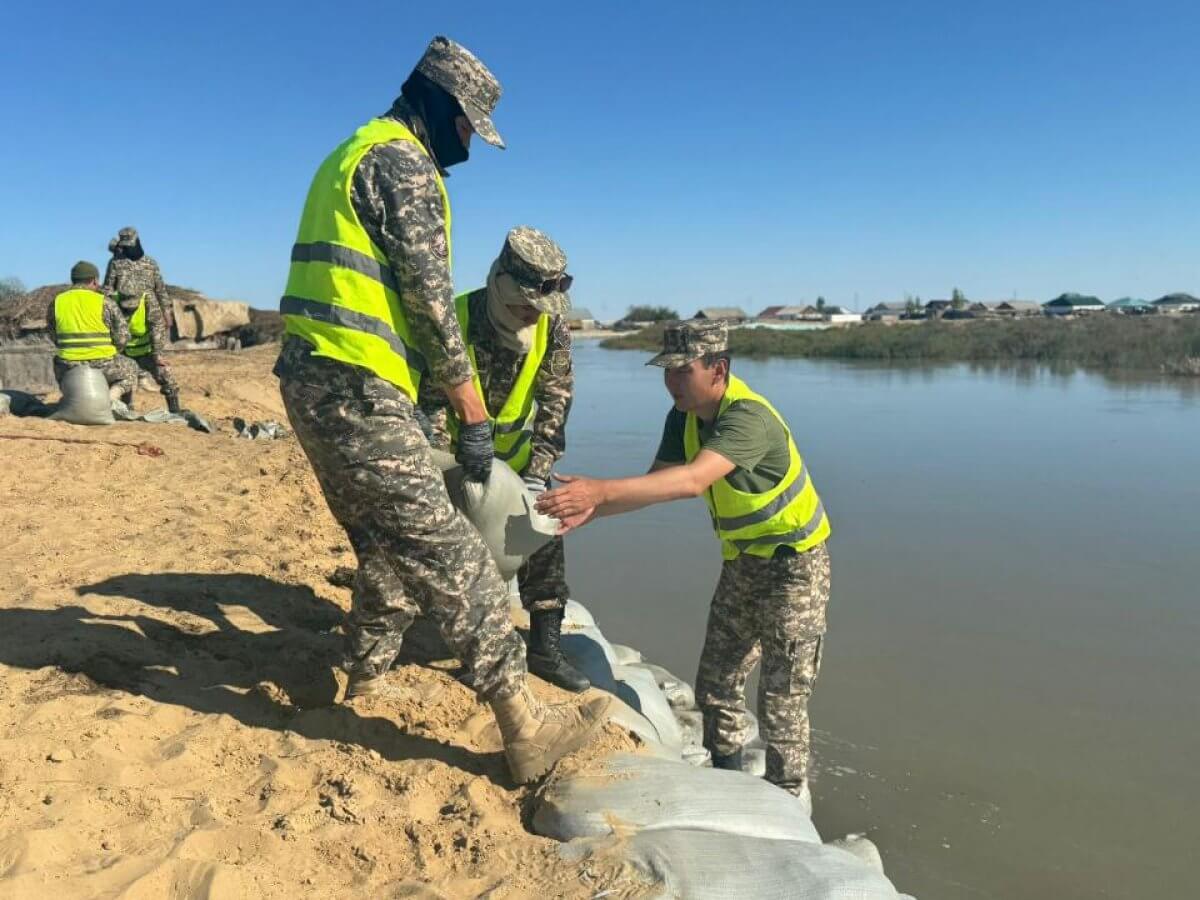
[701,351,731,380]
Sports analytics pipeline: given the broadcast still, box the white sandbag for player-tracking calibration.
[681,744,711,767]
[631,662,696,711]
[607,699,679,759]
[560,828,907,900]
[559,627,681,750]
[430,449,556,581]
[828,834,885,874]
[610,642,643,665]
[562,599,596,629]
[533,753,821,845]
[49,365,114,426]
[673,708,703,748]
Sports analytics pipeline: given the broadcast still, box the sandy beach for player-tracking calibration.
[0,345,648,899]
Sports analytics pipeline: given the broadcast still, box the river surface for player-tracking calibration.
[558,341,1199,900]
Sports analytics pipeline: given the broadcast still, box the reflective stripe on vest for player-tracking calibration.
[683,374,831,559]
[280,118,451,401]
[446,291,550,473]
[54,289,116,362]
[125,295,153,358]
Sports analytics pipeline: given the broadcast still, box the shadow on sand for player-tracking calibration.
[0,572,501,780]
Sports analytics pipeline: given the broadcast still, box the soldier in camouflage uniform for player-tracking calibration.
[537,320,833,798]
[46,260,139,395]
[419,226,589,692]
[103,227,181,412]
[274,36,609,784]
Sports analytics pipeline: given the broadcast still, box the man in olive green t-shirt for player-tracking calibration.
[537,319,832,802]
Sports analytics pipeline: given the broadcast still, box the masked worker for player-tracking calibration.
[103,227,181,412]
[419,225,587,692]
[273,36,610,784]
[537,319,832,800]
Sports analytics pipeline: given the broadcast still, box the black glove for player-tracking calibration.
[456,420,494,483]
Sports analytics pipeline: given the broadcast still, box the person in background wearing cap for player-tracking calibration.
[274,36,610,785]
[537,319,833,803]
[102,227,182,413]
[418,226,588,692]
[46,261,139,398]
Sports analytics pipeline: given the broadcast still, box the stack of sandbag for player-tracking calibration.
[48,365,114,426]
[536,753,910,899]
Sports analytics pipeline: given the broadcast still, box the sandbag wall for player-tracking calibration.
[539,598,915,899]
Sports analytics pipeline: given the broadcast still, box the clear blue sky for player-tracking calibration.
[2,1,1197,316]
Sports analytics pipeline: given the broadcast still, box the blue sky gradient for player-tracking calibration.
[1,1,1197,316]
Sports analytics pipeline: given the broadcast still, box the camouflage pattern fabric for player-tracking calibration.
[102,254,173,329]
[53,354,139,395]
[414,35,505,148]
[517,536,569,613]
[497,226,571,315]
[274,337,526,701]
[646,318,730,369]
[118,297,179,394]
[695,543,832,793]
[418,289,573,483]
[351,97,473,389]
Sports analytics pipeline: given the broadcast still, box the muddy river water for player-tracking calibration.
[557,342,1199,899]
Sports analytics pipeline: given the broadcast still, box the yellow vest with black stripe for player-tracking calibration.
[446,291,550,473]
[124,294,153,358]
[683,374,831,560]
[53,289,116,362]
[281,118,452,401]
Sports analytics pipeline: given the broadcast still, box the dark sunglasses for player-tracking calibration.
[533,273,573,295]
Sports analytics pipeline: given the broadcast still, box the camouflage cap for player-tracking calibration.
[116,226,139,247]
[70,260,99,284]
[497,226,572,315]
[415,36,505,149]
[646,319,729,368]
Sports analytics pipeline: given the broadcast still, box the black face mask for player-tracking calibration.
[401,72,469,169]
[123,242,145,261]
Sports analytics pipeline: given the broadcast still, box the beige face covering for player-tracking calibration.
[486,259,538,353]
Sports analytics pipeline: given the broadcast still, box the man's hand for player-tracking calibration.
[535,473,606,521]
[456,421,494,483]
[555,505,598,536]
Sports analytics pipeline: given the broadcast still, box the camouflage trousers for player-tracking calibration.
[275,339,526,702]
[54,355,139,396]
[517,535,569,613]
[695,543,832,793]
[132,353,179,394]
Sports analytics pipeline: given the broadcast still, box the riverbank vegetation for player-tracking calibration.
[601,315,1200,374]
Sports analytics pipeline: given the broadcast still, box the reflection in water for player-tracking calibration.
[562,343,1200,900]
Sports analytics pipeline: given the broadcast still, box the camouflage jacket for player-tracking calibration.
[418,288,574,481]
[102,255,170,318]
[45,292,130,350]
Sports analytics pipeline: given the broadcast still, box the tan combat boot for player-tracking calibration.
[490,683,613,783]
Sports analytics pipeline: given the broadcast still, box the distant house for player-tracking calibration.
[694,307,749,322]
[993,300,1041,316]
[1152,293,1200,314]
[756,305,785,319]
[925,299,954,317]
[823,305,862,324]
[565,307,596,330]
[774,305,824,321]
[865,302,907,321]
[1043,294,1107,316]
[1109,297,1155,315]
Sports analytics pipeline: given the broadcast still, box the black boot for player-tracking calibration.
[527,608,591,692]
[120,390,135,411]
[711,748,744,771]
[165,390,181,414]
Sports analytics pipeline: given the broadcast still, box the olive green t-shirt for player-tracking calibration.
[654,399,791,494]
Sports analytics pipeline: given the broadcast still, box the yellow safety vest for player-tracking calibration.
[684,374,831,560]
[281,118,452,401]
[124,295,153,358]
[53,289,116,362]
[446,291,550,473]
